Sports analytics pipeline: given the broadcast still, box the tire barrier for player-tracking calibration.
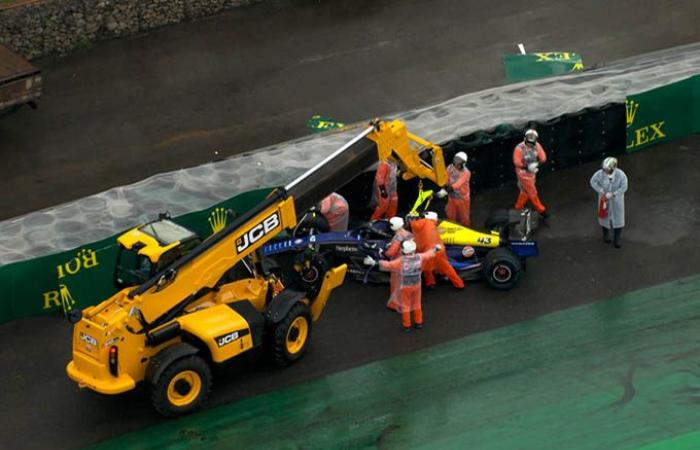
[2,43,699,268]
[340,103,626,215]
[0,55,698,324]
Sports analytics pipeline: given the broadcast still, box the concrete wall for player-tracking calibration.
[0,0,261,60]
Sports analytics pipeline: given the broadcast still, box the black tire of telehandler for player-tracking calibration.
[150,355,212,418]
[483,247,522,291]
[272,302,312,367]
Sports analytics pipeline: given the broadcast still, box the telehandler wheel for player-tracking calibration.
[272,303,312,367]
[151,355,212,417]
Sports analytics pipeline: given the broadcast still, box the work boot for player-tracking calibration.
[403,326,412,333]
[613,228,622,248]
[602,227,611,243]
[414,323,423,330]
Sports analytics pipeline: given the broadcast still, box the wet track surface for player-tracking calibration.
[0,0,699,448]
[1,137,699,449]
[0,0,699,219]
[94,274,700,449]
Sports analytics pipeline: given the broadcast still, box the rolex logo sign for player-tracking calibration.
[625,100,639,128]
[626,98,666,151]
[43,284,76,313]
[209,207,228,234]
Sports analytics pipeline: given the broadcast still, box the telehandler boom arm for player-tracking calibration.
[367,119,448,187]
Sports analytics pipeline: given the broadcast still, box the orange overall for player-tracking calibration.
[379,250,435,328]
[319,193,349,232]
[513,142,547,213]
[410,218,465,289]
[445,163,471,227]
[371,160,398,220]
[385,228,414,311]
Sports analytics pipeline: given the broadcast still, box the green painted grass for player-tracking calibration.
[91,274,700,450]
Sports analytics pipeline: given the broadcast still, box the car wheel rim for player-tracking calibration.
[167,370,202,406]
[493,264,513,283]
[286,316,309,355]
[302,267,319,283]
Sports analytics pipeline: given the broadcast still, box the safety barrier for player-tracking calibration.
[339,103,626,214]
[5,43,700,268]
[0,76,697,325]
[625,75,700,152]
[502,52,584,82]
[0,189,270,324]
[341,76,700,213]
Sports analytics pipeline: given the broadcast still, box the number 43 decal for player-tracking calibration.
[476,236,492,245]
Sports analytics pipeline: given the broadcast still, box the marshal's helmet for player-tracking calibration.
[401,239,417,255]
[524,129,539,144]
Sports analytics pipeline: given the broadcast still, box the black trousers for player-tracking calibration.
[602,227,622,247]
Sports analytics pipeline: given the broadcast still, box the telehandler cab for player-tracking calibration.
[112,216,202,290]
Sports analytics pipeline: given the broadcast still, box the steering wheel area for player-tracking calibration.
[353,222,392,240]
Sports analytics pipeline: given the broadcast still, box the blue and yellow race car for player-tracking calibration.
[263,203,539,292]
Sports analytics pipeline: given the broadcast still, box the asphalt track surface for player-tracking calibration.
[1,136,699,449]
[1,0,700,219]
[94,274,700,450]
[1,1,699,448]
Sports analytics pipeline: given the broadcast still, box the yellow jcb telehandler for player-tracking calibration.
[66,120,449,417]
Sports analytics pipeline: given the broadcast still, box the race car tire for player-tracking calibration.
[291,251,330,298]
[483,247,522,291]
[484,209,512,238]
[484,209,510,231]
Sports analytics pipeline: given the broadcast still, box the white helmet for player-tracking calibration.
[524,129,538,144]
[389,216,404,232]
[424,211,438,221]
[602,157,618,172]
[401,239,417,254]
[454,151,468,164]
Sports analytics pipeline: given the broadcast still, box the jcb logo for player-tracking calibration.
[235,212,281,254]
[626,100,667,150]
[216,331,239,347]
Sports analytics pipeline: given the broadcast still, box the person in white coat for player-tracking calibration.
[590,157,628,248]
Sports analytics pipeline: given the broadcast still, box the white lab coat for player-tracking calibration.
[590,168,628,229]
